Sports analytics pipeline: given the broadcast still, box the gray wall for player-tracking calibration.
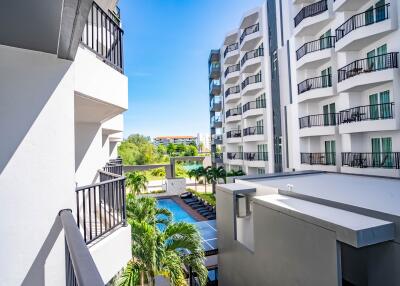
[216,189,340,286]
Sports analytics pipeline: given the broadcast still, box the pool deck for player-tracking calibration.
[163,195,208,221]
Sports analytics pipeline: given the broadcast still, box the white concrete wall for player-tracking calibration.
[0,44,75,286]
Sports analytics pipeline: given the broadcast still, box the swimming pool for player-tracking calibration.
[157,198,197,223]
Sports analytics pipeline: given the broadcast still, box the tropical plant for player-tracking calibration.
[206,166,226,194]
[226,169,246,177]
[125,171,149,194]
[195,166,208,193]
[117,195,208,286]
[187,169,197,191]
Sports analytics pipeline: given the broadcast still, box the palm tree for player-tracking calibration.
[226,169,246,177]
[206,166,226,194]
[125,171,148,194]
[117,195,208,286]
[187,169,197,191]
[195,166,208,193]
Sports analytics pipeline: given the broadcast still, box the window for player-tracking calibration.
[377,44,387,69]
[369,90,391,119]
[372,137,392,167]
[256,93,266,108]
[324,140,336,165]
[257,144,268,160]
[367,49,376,71]
[256,119,264,134]
[375,0,386,22]
[272,50,278,78]
[319,30,331,49]
[257,168,265,175]
[365,6,374,25]
[321,67,332,87]
[323,103,336,126]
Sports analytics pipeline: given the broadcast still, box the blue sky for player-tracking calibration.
[120,0,264,138]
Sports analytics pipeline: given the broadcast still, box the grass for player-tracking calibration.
[187,188,216,207]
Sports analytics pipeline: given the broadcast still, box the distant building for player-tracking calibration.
[196,133,211,152]
[153,136,197,146]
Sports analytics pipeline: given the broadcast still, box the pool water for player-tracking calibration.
[157,199,197,223]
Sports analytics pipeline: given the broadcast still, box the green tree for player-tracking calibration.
[117,195,208,286]
[226,169,246,177]
[184,145,198,156]
[118,134,157,165]
[166,143,176,156]
[175,143,186,155]
[125,171,148,194]
[195,166,208,193]
[206,166,226,194]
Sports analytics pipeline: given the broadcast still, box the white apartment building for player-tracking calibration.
[211,0,400,178]
[153,135,197,146]
[0,0,130,285]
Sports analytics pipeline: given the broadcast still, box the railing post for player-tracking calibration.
[121,178,127,226]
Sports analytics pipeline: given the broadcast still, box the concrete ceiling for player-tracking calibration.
[0,0,92,60]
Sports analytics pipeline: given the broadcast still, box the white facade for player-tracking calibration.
[0,1,130,285]
[220,5,275,176]
[215,0,400,178]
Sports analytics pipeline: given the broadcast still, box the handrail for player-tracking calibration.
[335,4,390,42]
[244,152,268,161]
[342,152,400,169]
[225,86,240,98]
[60,210,104,286]
[299,113,338,128]
[240,23,260,44]
[339,102,394,124]
[226,107,242,118]
[297,74,332,94]
[294,0,328,27]
[296,36,335,60]
[224,63,240,77]
[227,152,243,160]
[243,126,264,136]
[242,99,266,113]
[226,129,242,138]
[241,71,262,90]
[301,152,336,165]
[338,52,398,82]
[81,2,124,72]
[241,44,264,66]
[224,43,239,58]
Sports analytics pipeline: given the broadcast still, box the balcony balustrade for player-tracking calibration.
[241,44,264,66]
[242,100,266,113]
[338,52,398,82]
[243,126,264,136]
[224,63,240,77]
[335,4,390,42]
[227,152,243,160]
[227,129,242,138]
[298,74,332,94]
[342,152,400,169]
[225,86,241,98]
[226,107,242,118]
[240,23,260,44]
[299,113,338,129]
[224,43,239,58]
[294,0,328,27]
[296,36,335,60]
[339,103,394,124]
[244,152,268,161]
[241,71,262,90]
[301,152,336,165]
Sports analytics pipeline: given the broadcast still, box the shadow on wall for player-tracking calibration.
[0,45,72,174]
[21,215,63,286]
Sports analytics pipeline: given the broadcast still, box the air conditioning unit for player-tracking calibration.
[236,194,251,218]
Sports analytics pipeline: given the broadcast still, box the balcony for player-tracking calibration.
[294,0,330,36]
[337,53,398,93]
[227,152,243,161]
[242,100,266,118]
[212,152,224,164]
[240,23,261,51]
[209,49,220,63]
[299,113,338,137]
[226,107,242,123]
[301,152,336,166]
[225,85,241,103]
[224,43,240,65]
[244,152,268,161]
[296,37,335,70]
[209,79,221,95]
[226,129,242,144]
[81,2,124,73]
[210,97,222,112]
[224,63,240,84]
[335,4,395,52]
[211,116,222,128]
[241,71,263,96]
[339,103,396,134]
[241,44,264,73]
[243,126,264,142]
[209,62,221,79]
[342,152,400,169]
[212,134,223,145]
[297,74,334,102]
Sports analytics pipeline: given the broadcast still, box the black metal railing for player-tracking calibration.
[241,71,262,90]
[240,23,260,44]
[242,100,266,113]
[342,152,400,169]
[301,152,336,165]
[109,157,122,165]
[225,85,241,98]
[226,107,242,118]
[227,152,243,160]
[299,113,338,128]
[297,74,332,94]
[224,43,239,58]
[81,2,124,72]
[224,63,240,77]
[336,4,390,42]
[243,126,264,136]
[241,44,264,66]
[60,210,104,286]
[244,152,268,161]
[227,129,242,138]
[294,0,328,27]
[212,134,223,144]
[76,171,126,244]
[339,102,394,124]
[338,52,398,82]
[296,36,335,60]
[211,116,222,127]
[104,162,123,175]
